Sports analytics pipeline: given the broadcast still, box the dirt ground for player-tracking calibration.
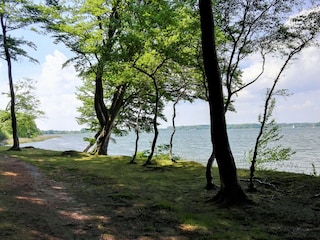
[1,156,195,240]
[0,156,112,239]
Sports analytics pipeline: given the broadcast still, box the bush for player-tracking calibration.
[0,129,8,144]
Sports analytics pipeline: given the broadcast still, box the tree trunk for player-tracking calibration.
[130,106,142,164]
[94,125,112,155]
[1,15,20,151]
[206,97,217,190]
[130,126,140,164]
[83,143,93,153]
[169,98,178,163]
[199,0,247,205]
[93,65,126,154]
[205,151,216,189]
[145,76,159,165]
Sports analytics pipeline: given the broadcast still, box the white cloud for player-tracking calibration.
[35,50,83,130]
[162,45,320,126]
[0,49,83,131]
[160,100,210,128]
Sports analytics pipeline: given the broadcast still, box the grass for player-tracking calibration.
[0,146,320,239]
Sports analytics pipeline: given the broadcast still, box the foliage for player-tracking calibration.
[12,78,44,117]
[3,78,44,118]
[139,144,181,163]
[247,4,320,190]
[246,97,295,171]
[0,78,43,138]
[0,128,8,143]
[0,110,41,138]
[36,0,202,155]
[0,0,38,63]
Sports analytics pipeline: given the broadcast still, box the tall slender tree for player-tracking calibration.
[199,0,247,204]
[0,0,38,150]
[248,6,320,190]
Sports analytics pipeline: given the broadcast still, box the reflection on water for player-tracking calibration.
[21,127,320,175]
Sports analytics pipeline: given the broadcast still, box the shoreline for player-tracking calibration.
[2,134,60,145]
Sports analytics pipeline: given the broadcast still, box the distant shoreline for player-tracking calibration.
[3,134,60,145]
[164,122,320,130]
[39,122,320,133]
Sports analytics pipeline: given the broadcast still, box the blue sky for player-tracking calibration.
[1,17,320,130]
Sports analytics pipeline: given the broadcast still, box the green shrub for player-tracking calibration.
[0,129,8,144]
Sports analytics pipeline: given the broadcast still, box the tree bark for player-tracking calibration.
[199,0,247,205]
[205,151,216,189]
[130,106,142,164]
[169,97,179,163]
[93,68,127,154]
[145,75,159,165]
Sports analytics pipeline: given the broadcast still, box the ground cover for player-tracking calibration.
[0,146,319,239]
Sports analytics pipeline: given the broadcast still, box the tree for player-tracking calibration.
[199,0,247,205]
[248,7,320,190]
[0,0,38,150]
[35,0,134,155]
[0,111,41,138]
[130,0,202,165]
[203,0,320,189]
[1,78,44,138]
[37,0,192,156]
[68,0,201,156]
[13,78,44,119]
[133,56,169,165]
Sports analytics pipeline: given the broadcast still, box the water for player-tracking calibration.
[21,126,320,175]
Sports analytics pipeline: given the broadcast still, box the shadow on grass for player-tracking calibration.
[1,146,320,239]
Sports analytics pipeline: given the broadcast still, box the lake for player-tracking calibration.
[21,126,320,175]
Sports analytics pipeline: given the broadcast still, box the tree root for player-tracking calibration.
[240,178,282,192]
[205,183,217,190]
[209,186,252,207]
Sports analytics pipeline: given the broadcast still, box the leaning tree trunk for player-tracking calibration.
[130,106,142,164]
[145,75,160,165]
[199,0,247,205]
[169,97,179,163]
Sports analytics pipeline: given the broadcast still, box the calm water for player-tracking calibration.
[21,126,320,175]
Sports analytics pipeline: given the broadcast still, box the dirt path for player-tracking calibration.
[0,156,192,240]
[0,156,108,240]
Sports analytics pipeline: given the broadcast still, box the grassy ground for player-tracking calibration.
[0,146,320,239]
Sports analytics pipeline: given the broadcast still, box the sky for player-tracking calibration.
[0,21,320,131]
